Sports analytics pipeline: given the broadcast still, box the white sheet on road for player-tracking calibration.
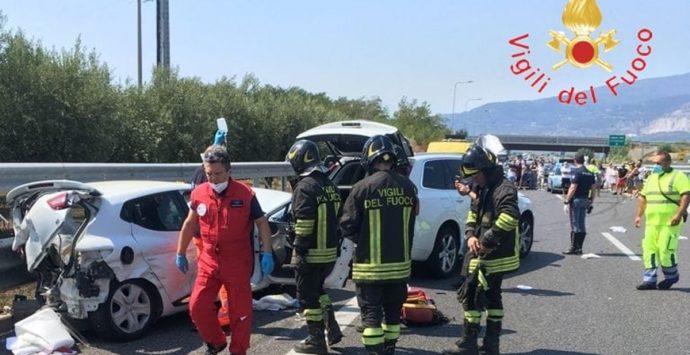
[7,308,75,355]
[253,293,299,311]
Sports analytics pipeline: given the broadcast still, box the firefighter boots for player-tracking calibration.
[479,320,501,355]
[293,321,328,354]
[383,340,397,355]
[365,344,385,355]
[323,305,343,346]
[442,320,480,354]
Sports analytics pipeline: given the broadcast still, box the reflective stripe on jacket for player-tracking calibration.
[341,170,418,283]
[292,173,342,263]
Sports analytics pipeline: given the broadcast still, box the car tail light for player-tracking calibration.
[47,192,69,210]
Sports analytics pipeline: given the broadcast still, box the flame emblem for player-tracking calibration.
[548,0,619,71]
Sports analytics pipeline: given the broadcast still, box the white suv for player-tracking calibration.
[296,120,534,278]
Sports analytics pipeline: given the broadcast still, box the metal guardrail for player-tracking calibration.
[493,135,610,147]
[0,162,295,193]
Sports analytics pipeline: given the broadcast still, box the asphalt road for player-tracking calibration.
[3,189,690,354]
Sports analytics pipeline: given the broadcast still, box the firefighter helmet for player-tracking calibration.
[361,135,396,173]
[286,139,327,176]
[461,144,497,177]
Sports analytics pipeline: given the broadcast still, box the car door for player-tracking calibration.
[125,190,196,304]
[415,160,455,254]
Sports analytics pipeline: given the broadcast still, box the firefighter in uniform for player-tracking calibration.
[285,140,344,354]
[340,135,418,355]
[176,145,275,355]
[443,144,520,355]
[634,150,690,290]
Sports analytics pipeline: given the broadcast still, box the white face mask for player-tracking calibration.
[209,181,228,193]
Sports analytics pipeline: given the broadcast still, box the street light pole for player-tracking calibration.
[451,80,474,132]
[137,0,142,88]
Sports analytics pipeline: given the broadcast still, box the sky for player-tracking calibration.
[2,0,690,114]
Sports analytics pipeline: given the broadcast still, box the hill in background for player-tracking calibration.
[445,73,690,142]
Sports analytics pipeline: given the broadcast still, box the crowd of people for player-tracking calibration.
[504,154,653,199]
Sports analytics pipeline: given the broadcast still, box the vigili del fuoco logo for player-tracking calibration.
[508,0,653,106]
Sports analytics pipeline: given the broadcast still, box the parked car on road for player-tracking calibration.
[294,120,535,277]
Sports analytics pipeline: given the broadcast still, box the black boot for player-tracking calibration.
[365,344,385,355]
[479,320,501,355]
[293,321,328,354]
[383,340,397,355]
[442,320,480,354]
[323,305,343,346]
[562,232,581,255]
[574,233,586,254]
[204,342,227,355]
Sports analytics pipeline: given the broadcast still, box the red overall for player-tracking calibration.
[189,180,255,354]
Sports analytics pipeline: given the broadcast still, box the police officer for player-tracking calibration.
[562,153,595,255]
[285,140,344,354]
[443,144,519,355]
[340,135,418,355]
[634,150,690,290]
[176,145,275,355]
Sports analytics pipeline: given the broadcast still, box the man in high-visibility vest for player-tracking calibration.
[634,150,690,290]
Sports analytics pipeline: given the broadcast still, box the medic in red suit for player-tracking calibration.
[177,145,274,355]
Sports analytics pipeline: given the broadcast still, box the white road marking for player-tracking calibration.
[601,232,641,261]
[285,296,360,355]
[556,194,563,200]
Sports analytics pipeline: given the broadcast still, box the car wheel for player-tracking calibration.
[519,214,534,258]
[89,279,161,341]
[425,225,459,278]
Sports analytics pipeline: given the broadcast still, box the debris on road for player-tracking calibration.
[581,253,601,259]
[609,226,627,233]
[6,308,75,355]
[679,236,688,240]
[253,293,298,311]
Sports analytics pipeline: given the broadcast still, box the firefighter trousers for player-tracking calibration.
[356,282,407,348]
[459,270,504,325]
[295,261,335,321]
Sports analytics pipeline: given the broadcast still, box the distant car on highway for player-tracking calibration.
[547,164,565,193]
[547,158,575,193]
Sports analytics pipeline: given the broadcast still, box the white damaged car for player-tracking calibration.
[8,180,291,341]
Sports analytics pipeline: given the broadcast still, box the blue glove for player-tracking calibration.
[213,130,226,145]
[260,251,274,276]
[176,254,188,273]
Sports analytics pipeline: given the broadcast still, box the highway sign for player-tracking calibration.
[609,134,626,147]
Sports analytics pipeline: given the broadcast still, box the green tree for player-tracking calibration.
[0,31,119,162]
[391,98,448,147]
